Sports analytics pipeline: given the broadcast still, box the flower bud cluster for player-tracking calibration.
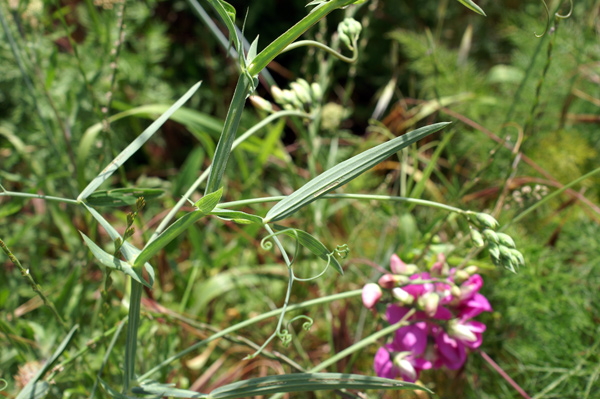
[271,79,322,112]
[363,254,492,382]
[337,18,362,50]
[466,212,524,273]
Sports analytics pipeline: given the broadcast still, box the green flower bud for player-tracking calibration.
[482,229,499,244]
[465,265,479,275]
[475,213,500,230]
[470,227,485,248]
[290,82,312,104]
[509,248,525,266]
[271,86,284,103]
[337,18,362,50]
[487,242,501,263]
[310,82,322,101]
[496,232,516,248]
[249,95,273,113]
[454,270,470,284]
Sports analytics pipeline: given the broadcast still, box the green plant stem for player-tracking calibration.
[138,289,362,381]
[204,74,252,195]
[123,281,143,393]
[150,110,311,241]
[247,0,357,76]
[90,318,127,399]
[0,239,68,331]
[282,40,358,63]
[220,193,465,214]
[0,190,79,205]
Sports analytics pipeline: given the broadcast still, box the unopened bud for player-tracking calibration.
[249,95,273,113]
[390,254,406,274]
[448,320,477,342]
[271,86,284,103]
[290,82,312,104]
[477,213,499,230]
[483,229,499,244]
[470,228,485,248]
[392,287,414,305]
[453,270,470,284]
[419,293,439,317]
[378,274,409,289]
[464,265,479,275]
[361,283,382,309]
[451,285,461,298]
[393,352,417,382]
[496,232,516,248]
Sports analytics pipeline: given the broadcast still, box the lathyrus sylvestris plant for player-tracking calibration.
[0,0,514,398]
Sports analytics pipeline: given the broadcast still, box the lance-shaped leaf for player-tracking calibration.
[80,232,151,288]
[264,122,450,223]
[455,0,486,16]
[86,188,163,207]
[273,225,343,275]
[208,373,431,398]
[77,82,201,201]
[211,208,263,224]
[82,203,155,286]
[133,382,206,398]
[204,0,242,56]
[132,189,222,269]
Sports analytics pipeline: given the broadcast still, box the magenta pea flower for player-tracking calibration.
[458,292,492,319]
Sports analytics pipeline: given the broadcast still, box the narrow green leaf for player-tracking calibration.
[273,225,343,275]
[204,0,242,54]
[133,189,222,269]
[211,208,263,224]
[246,35,259,64]
[78,82,202,201]
[82,203,155,286]
[264,122,450,222]
[80,232,151,288]
[86,188,163,207]
[455,0,486,16]
[209,373,430,399]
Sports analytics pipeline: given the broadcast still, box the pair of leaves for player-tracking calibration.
[133,373,430,398]
[81,190,222,286]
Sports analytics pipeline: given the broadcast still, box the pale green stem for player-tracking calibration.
[138,289,362,381]
[0,190,79,205]
[220,193,465,214]
[0,239,68,331]
[204,74,252,195]
[282,40,358,63]
[123,280,143,393]
[149,110,310,241]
